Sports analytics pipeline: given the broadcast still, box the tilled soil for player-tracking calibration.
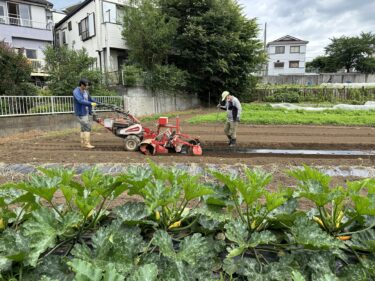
[1,111,374,210]
[0,111,374,166]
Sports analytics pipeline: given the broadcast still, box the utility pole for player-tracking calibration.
[264,22,267,76]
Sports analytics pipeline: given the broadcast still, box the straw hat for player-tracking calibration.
[221,91,230,101]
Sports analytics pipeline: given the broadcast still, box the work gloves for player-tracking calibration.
[91,102,97,107]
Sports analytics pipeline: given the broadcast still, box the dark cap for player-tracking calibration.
[79,78,90,86]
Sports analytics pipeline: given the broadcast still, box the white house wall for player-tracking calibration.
[101,23,127,49]
[267,44,307,75]
[55,0,128,73]
[12,38,50,60]
[55,1,97,57]
[30,5,46,28]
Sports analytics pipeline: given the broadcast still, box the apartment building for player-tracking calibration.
[0,0,55,82]
[266,35,309,76]
[54,0,129,76]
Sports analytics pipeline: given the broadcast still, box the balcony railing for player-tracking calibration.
[0,16,52,30]
[29,59,47,74]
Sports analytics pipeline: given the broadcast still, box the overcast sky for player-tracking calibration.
[50,0,375,61]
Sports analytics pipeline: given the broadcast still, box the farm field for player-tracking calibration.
[1,108,375,280]
[0,109,374,166]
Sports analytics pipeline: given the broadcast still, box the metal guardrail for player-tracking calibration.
[0,96,123,117]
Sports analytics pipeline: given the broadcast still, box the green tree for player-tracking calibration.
[122,0,265,101]
[0,41,36,96]
[324,32,375,73]
[160,0,265,100]
[122,0,187,92]
[306,56,340,73]
[122,0,178,70]
[43,46,104,96]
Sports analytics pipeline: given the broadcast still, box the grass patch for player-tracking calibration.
[188,103,375,126]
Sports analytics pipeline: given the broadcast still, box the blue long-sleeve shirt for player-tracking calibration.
[73,87,97,116]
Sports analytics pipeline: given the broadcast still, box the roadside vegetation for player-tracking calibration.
[0,162,374,280]
[188,104,375,126]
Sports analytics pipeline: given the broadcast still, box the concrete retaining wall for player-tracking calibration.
[0,87,201,136]
[0,114,79,137]
[115,86,200,115]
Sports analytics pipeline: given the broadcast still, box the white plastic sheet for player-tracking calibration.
[271,101,375,111]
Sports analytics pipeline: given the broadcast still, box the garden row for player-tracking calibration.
[250,87,375,104]
[188,104,375,126]
[0,162,374,280]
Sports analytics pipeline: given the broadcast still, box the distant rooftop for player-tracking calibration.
[26,0,53,7]
[267,35,309,46]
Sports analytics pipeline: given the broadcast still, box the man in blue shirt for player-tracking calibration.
[73,78,98,149]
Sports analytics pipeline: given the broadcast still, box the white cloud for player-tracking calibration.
[237,0,375,61]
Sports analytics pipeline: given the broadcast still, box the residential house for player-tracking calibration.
[266,35,309,76]
[0,0,55,83]
[54,0,129,80]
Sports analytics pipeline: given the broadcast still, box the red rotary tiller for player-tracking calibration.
[93,104,202,156]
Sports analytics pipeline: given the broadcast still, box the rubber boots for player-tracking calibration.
[227,135,232,145]
[229,138,236,147]
[82,132,95,149]
[80,132,85,147]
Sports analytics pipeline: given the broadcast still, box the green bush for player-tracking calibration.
[37,88,53,96]
[264,91,300,103]
[0,42,35,96]
[122,64,144,87]
[44,46,110,96]
[144,64,187,92]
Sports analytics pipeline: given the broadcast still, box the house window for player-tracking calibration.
[26,49,37,59]
[290,46,300,53]
[68,21,72,31]
[0,5,5,23]
[79,13,95,41]
[7,2,31,27]
[62,31,66,44]
[103,1,124,23]
[274,61,284,68]
[116,6,125,24]
[55,32,60,46]
[275,46,285,54]
[289,61,299,68]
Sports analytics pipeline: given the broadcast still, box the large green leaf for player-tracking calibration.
[224,219,249,245]
[113,202,151,224]
[351,195,375,216]
[143,180,181,211]
[38,167,75,186]
[71,223,145,276]
[75,195,101,217]
[177,233,209,265]
[152,230,176,259]
[68,259,103,281]
[265,187,293,212]
[0,228,29,268]
[289,166,332,207]
[182,181,214,201]
[349,229,375,252]
[210,170,239,194]
[22,208,60,266]
[248,230,277,247]
[21,175,61,202]
[103,263,124,281]
[128,264,158,281]
[290,216,342,250]
[23,255,72,281]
